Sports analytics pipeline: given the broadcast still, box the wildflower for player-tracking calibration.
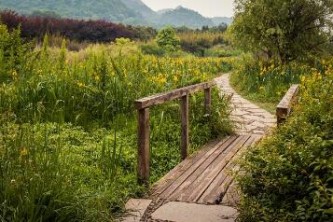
[173,75,178,82]
[20,147,28,157]
[11,70,18,80]
[77,82,85,88]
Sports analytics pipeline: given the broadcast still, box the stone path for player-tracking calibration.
[121,73,277,222]
[215,74,276,135]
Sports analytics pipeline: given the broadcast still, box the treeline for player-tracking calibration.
[0,11,156,43]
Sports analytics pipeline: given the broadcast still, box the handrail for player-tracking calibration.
[135,80,216,185]
[276,84,300,124]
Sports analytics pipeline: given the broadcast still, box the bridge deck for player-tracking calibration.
[149,134,262,206]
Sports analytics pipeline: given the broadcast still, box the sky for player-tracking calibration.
[140,0,234,18]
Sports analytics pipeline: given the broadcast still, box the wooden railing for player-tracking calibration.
[276,84,300,124]
[135,81,216,184]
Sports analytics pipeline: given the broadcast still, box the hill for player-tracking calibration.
[156,6,214,28]
[211,17,233,26]
[0,0,232,28]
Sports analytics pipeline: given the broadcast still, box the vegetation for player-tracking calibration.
[227,0,333,221]
[237,65,333,221]
[155,27,180,52]
[0,11,156,43]
[0,0,232,28]
[0,24,234,221]
[229,0,333,64]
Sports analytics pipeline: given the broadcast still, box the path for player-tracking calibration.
[122,73,276,222]
[215,74,276,135]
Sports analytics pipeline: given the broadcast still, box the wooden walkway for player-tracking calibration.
[150,134,261,206]
[147,74,275,208]
[123,74,299,222]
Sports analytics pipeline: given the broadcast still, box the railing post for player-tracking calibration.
[204,87,212,115]
[181,94,189,160]
[137,108,150,185]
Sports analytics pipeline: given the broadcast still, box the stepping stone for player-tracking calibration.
[121,199,152,222]
[152,202,238,222]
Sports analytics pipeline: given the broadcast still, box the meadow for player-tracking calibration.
[0,25,234,221]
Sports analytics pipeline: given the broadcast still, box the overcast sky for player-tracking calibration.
[140,0,234,17]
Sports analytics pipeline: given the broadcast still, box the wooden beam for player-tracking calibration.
[204,87,212,115]
[181,94,189,160]
[276,84,299,124]
[137,108,150,185]
[135,81,215,110]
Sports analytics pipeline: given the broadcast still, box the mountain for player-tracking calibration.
[0,0,232,28]
[156,6,214,28]
[0,0,139,22]
[211,17,233,26]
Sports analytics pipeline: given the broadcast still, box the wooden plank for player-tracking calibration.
[154,136,238,202]
[176,135,251,202]
[204,87,212,115]
[181,95,189,160]
[199,135,260,204]
[137,108,150,185]
[276,84,299,124]
[221,181,240,207]
[135,81,215,109]
[167,136,247,202]
[150,140,220,197]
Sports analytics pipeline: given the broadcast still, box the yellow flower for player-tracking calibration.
[11,70,18,80]
[20,147,28,157]
[173,75,178,82]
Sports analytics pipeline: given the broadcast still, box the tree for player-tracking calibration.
[229,0,333,64]
[155,26,180,52]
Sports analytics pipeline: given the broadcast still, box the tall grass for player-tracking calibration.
[0,25,233,221]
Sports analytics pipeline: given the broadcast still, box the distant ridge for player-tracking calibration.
[0,0,233,28]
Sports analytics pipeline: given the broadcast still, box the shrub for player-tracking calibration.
[237,69,333,221]
[0,10,156,43]
[140,42,165,56]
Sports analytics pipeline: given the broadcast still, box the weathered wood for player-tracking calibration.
[161,136,238,202]
[200,135,261,204]
[181,95,189,160]
[154,136,238,202]
[137,108,150,185]
[204,87,212,115]
[136,80,217,184]
[276,84,299,124]
[150,140,221,197]
[135,81,215,110]
[179,135,251,203]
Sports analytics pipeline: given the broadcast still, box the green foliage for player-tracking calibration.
[140,42,165,56]
[155,27,180,52]
[229,0,333,64]
[0,24,30,83]
[0,25,233,221]
[230,54,315,103]
[237,70,333,221]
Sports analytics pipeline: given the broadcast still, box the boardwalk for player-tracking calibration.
[123,73,277,222]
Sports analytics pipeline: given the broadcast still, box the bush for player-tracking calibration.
[230,54,314,103]
[140,42,165,56]
[0,10,156,43]
[237,69,333,221]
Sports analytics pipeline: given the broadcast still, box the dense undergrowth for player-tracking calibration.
[237,66,333,221]
[0,25,233,221]
[229,54,326,112]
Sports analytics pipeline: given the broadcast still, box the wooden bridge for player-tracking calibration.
[124,74,299,222]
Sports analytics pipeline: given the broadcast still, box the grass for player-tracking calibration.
[0,25,235,221]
